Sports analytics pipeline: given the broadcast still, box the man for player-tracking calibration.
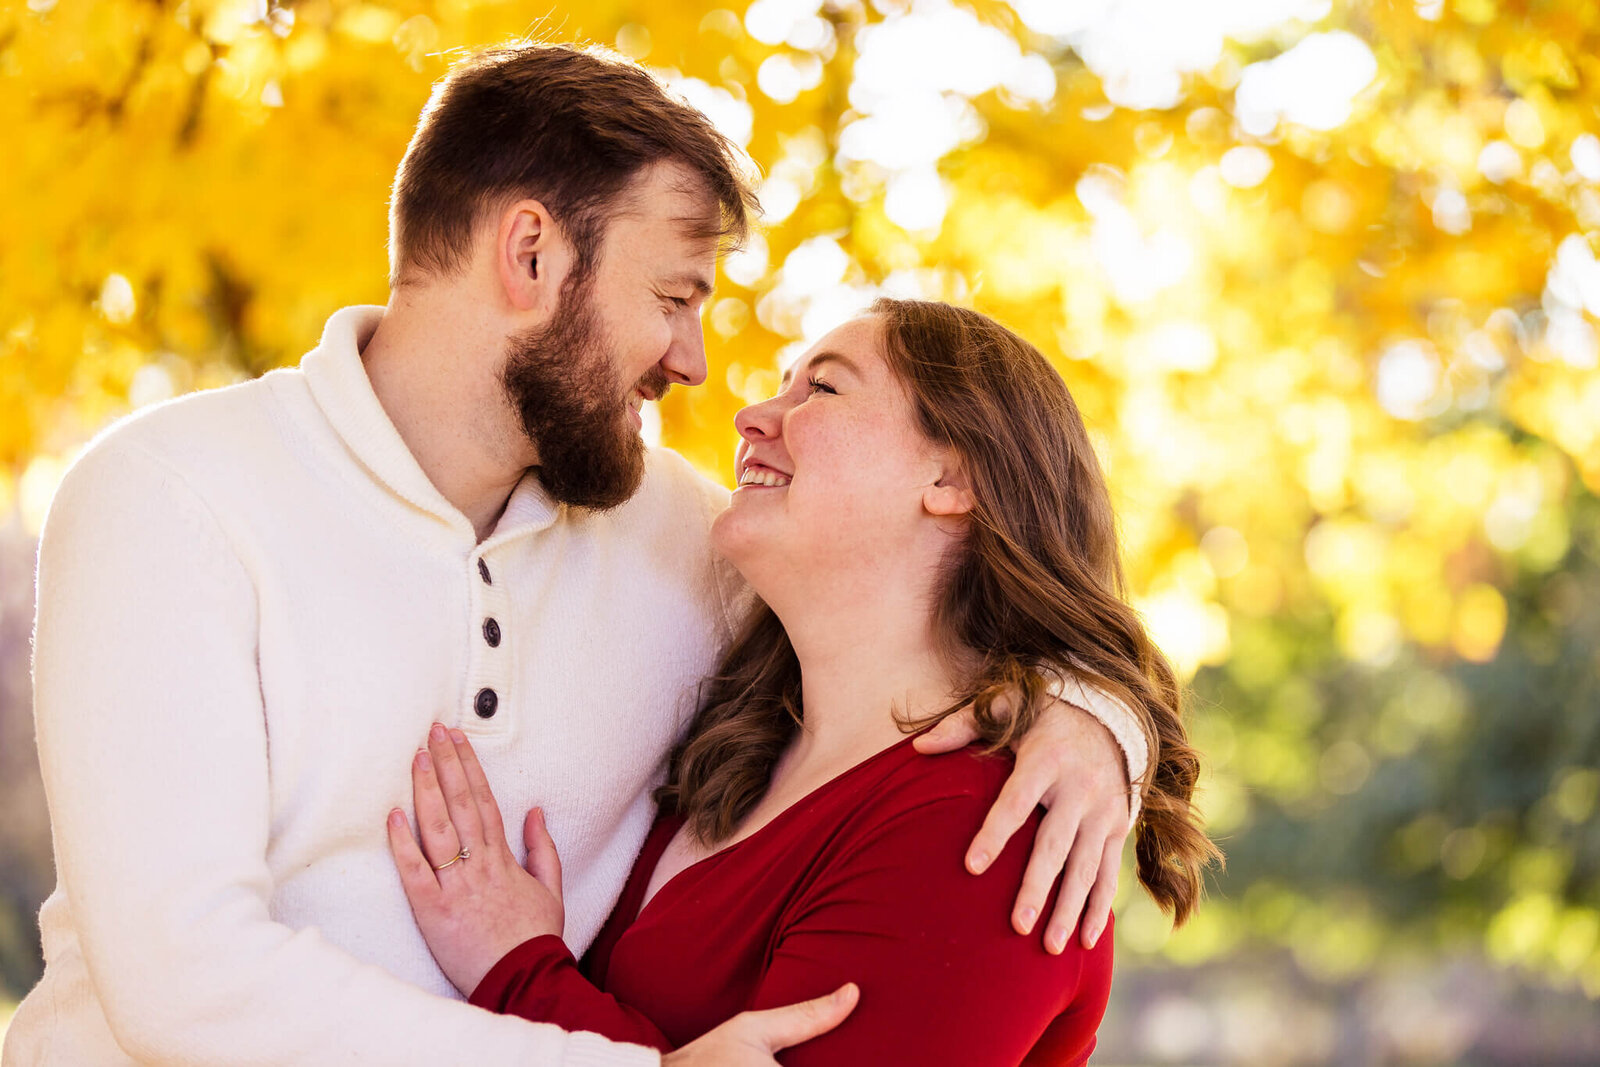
[6,43,1141,1065]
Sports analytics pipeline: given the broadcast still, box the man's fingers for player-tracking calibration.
[386,809,441,906]
[1012,805,1082,939]
[965,765,1051,875]
[428,723,484,847]
[1039,818,1100,955]
[746,984,859,1052]
[412,748,463,870]
[448,727,505,842]
[913,710,980,755]
[523,807,564,903]
[1078,832,1125,950]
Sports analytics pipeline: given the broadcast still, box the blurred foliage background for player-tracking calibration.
[3,0,1599,1062]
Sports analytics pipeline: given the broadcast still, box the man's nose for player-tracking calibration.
[662,310,708,387]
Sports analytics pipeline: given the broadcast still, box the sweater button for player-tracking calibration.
[483,618,501,647]
[477,558,492,585]
[474,688,498,719]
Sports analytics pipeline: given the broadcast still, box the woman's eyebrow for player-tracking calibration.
[779,350,861,388]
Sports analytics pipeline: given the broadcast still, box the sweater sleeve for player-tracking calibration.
[31,440,658,1067]
[1041,668,1149,825]
[470,935,674,1052]
[747,789,1114,1067]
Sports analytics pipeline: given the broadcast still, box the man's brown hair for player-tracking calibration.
[389,42,758,287]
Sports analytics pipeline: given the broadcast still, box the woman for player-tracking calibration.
[387,299,1218,1063]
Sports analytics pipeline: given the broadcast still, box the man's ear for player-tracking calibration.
[494,199,569,313]
[923,461,975,518]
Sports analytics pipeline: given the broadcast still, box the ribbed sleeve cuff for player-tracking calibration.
[562,1030,662,1067]
[1043,670,1149,827]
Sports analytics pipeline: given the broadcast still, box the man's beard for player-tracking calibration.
[501,274,669,511]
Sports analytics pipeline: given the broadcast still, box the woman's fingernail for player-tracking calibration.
[1018,907,1037,932]
[416,750,431,771]
[430,723,447,742]
[389,809,404,827]
[1085,926,1101,949]
[1047,928,1066,954]
[969,851,990,874]
[449,728,466,743]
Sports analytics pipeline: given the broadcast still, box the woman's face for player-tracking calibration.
[712,316,957,584]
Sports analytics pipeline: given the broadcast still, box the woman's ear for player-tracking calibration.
[923,462,975,518]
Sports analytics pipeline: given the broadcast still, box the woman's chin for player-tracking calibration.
[710,505,773,572]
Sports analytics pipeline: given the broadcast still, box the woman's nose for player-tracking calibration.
[734,394,784,441]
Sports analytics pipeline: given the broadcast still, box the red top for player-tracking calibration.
[470,736,1114,1065]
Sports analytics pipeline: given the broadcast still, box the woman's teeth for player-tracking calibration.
[739,467,791,488]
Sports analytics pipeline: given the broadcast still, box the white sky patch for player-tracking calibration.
[724,232,769,290]
[1543,309,1598,369]
[1375,340,1442,420]
[639,398,663,448]
[664,75,753,147]
[1545,234,1600,318]
[744,0,824,46]
[884,167,949,232]
[129,363,176,408]
[757,175,802,223]
[832,0,1058,233]
[756,52,823,104]
[837,93,977,171]
[756,237,880,340]
[1132,321,1219,372]
[1572,133,1600,182]
[1235,30,1377,135]
[1078,167,1194,306]
[99,273,136,324]
[1219,145,1273,188]
[1429,186,1472,235]
[849,1,1055,111]
[1477,140,1522,184]
[1018,0,1331,111]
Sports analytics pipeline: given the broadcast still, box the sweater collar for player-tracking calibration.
[301,305,562,542]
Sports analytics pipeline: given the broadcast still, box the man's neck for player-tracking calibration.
[360,288,534,542]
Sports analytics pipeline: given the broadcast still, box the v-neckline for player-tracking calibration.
[632,731,927,924]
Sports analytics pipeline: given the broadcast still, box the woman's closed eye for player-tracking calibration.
[807,376,837,395]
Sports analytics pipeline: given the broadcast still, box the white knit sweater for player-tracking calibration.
[6,307,740,1065]
[5,306,1146,1066]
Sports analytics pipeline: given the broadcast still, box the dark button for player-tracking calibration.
[483,618,501,647]
[477,559,492,585]
[474,687,498,719]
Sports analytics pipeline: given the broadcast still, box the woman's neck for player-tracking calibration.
[775,593,964,782]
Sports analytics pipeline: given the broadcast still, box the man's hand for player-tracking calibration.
[914,698,1129,952]
[387,724,565,995]
[663,984,858,1066]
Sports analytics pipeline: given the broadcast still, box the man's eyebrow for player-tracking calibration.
[779,350,860,388]
[664,272,715,297]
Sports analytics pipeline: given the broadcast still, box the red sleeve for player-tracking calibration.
[749,795,1113,1067]
[468,934,674,1053]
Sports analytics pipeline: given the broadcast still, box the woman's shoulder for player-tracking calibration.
[826,738,1028,852]
[873,736,1019,809]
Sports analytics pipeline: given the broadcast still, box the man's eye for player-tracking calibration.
[669,296,691,309]
[807,377,836,395]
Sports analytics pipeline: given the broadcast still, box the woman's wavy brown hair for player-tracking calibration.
[657,298,1220,924]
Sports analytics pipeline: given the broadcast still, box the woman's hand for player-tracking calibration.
[914,697,1129,953]
[386,724,565,995]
